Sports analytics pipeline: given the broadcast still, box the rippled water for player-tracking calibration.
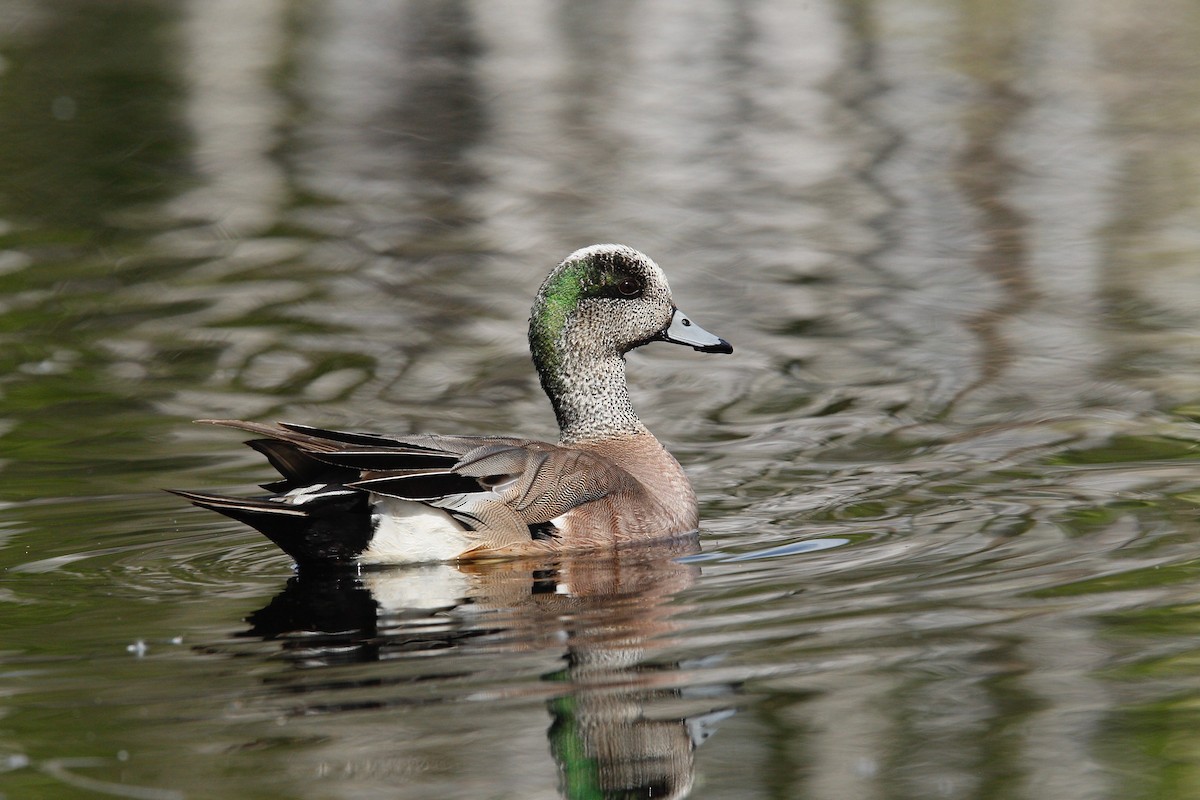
[3,1,1200,798]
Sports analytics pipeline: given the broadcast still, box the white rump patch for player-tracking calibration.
[359,497,474,564]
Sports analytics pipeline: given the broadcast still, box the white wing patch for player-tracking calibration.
[276,484,358,506]
[360,497,474,564]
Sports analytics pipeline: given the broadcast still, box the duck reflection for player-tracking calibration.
[242,538,735,799]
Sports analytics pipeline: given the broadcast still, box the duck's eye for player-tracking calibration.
[616,277,643,297]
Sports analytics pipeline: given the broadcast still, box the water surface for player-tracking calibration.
[3,1,1200,798]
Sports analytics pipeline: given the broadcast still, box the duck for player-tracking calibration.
[172,244,732,568]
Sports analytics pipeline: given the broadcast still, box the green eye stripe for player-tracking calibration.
[529,253,647,398]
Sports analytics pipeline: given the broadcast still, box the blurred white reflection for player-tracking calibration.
[171,0,287,235]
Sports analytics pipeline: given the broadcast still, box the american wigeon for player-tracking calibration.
[173,244,731,567]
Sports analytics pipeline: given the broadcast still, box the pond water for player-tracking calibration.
[3,1,1200,798]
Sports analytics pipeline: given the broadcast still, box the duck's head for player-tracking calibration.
[529,244,731,367]
[528,245,731,437]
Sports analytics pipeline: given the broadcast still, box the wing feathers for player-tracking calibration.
[308,449,460,471]
[351,471,483,499]
[277,421,425,448]
[187,420,645,556]
[246,439,353,486]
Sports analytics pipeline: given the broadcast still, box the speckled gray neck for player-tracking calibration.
[548,348,646,444]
